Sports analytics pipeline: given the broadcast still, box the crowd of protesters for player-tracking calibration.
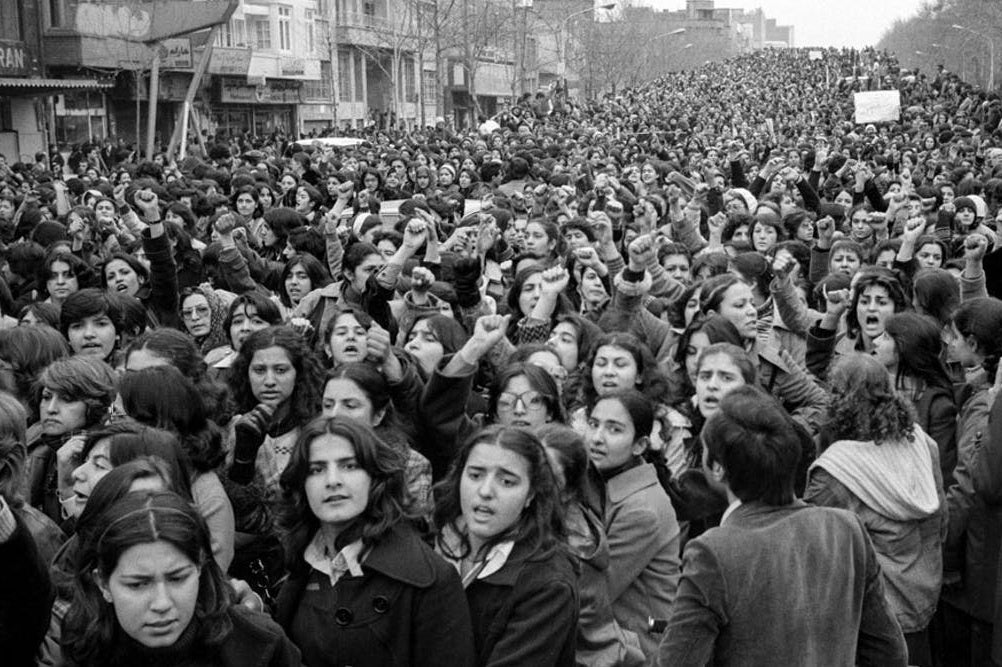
[2,44,1002,666]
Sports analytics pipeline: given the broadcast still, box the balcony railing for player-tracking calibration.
[337,11,394,31]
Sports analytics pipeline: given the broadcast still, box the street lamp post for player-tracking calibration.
[647,28,686,77]
[952,23,995,90]
[558,3,616,79]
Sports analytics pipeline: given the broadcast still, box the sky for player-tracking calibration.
[646,0,928,48]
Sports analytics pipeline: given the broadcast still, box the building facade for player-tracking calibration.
[0,0,111,159]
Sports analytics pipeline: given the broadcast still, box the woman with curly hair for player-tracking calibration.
[273,417,472,666]
[226,326,324,495]
[805,353,945,667]
[807,267,910,381]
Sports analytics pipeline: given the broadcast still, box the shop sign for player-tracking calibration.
[0,39,30,76]
[209,47,252,76]
[161,38,193,69]
[221,80,305,105]
[281,58,306,76]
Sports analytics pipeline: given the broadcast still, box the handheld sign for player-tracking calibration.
[853,90,901,124]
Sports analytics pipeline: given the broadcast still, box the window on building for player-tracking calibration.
[233,19,246,47]
[216,19,246,48]
[254,19,271,49]
[354,52,365,102]
[0,0,23,41]
[304,64,331,101]
[403,57,416,102]
[47,0,62,28]
[422,74,437,107]
[278,6,292,51]
[305,9,315,53]
[338,50,351,102]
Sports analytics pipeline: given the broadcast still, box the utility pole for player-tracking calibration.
[434,0,443,120]
[462,0,472,127]
[327,0,340,129]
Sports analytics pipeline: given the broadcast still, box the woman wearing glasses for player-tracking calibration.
[419,314,566,480]
[178,286,232,359]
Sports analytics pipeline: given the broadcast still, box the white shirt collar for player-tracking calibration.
[304,532,366,585]
[720,498,743,526]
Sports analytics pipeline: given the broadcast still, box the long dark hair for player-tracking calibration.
[118,366,225,473]
[79,422,193,500]
[580,332,673,408]
[433,425,565,560]
[279,253,331,308]
[229,326,324,424]
[278,417,414,567]
[845,268,909,342]
[884,312,954,395]
[63,491,233,666]
[124,328,233,425]
[952,297,1002,383]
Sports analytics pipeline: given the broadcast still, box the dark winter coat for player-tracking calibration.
[274,524,475,667]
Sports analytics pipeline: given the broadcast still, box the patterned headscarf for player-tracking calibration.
[181,286,232,355]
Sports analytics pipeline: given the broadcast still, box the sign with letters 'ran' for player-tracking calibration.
[0,39,31,76]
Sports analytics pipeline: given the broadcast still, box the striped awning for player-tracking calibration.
[0,77,114,94]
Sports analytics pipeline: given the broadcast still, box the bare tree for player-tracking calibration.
[878,0,1002,90]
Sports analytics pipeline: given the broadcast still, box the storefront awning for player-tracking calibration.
[0,77,114,95]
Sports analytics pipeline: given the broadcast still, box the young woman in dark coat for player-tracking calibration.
[434,425,579,667]
[274,417,474,667]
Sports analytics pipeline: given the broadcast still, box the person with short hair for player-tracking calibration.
[657,384,908,667]
[25,355,117,522]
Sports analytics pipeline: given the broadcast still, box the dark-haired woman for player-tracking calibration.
[292,239,385,353]
[28,356,117,523]
[400,312,469,380]
[274,417,473,667]
[43,427,199,666]
[321,363,432,511]
[573,331,690,475]
[227,326,324,495]
[420,314,566,479]
[100,191,182,330]
[118,365,235,571]
[586,389,680,659]
[807,267,909,381]
[937,298,1002,665]
[434,426,578,666]
[123,327,234,426]
[37,250,94,308]
[538,423,645,667]
[872,312,957,489]
[207,292,285,371]
[257,207,304,263]
[61,491,301,666]
[279,254,331,318]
